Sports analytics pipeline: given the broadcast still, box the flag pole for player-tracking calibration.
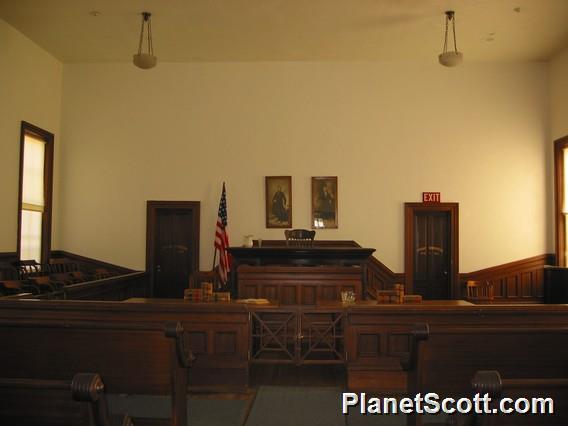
[212,247,217,271]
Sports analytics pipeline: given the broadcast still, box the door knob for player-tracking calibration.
[156,265,162,273]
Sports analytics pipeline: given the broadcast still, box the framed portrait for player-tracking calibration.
[265,176,292,228]
[311,176,338,229]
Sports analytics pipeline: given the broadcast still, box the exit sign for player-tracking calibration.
[422,192,441,203]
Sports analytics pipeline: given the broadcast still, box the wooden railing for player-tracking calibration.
[17,271,150,301]
[365,256,404,299]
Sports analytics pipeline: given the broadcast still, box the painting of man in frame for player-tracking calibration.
[311,176,338,229]
[266,176,292,228]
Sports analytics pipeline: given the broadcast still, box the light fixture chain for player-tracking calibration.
[148,16,153,56]
[137,14,145,55]
[443,14,449,53]
[452,15,458,52]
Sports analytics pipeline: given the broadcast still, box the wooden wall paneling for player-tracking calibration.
[0,252,17,262]
[461,254,554,302]
[237,265,362,305]
[365,256,404,298]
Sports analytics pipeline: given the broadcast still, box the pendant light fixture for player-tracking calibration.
[439,11,463,67]
[133,12,157,69]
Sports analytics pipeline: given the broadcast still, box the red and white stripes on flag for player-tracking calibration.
[214,182,231,285]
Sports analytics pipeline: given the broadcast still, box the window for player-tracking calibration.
[18,122,54,263]
[554,136,568,266]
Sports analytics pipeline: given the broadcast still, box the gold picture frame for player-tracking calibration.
[311,176,338,229]
[265,176,292,228]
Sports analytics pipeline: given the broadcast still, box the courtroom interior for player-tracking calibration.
[1,0,568,425]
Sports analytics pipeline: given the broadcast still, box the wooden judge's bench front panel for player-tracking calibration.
[238,265,362,305]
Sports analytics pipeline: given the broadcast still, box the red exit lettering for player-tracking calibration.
[422,192,441,203]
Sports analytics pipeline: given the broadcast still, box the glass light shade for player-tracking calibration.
[438,51,463,67]
[133,53,157,69]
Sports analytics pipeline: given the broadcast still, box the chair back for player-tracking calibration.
[466,280,494,303]
[189,268,222,290]
[284,229,316,247]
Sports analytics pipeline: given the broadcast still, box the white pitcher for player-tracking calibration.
[243,235,254,248]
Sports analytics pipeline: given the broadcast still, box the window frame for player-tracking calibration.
[554,136,568,266]
[17,121,54,263]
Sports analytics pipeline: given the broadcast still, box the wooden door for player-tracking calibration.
[405,203,459,300]
[413,212,451,299]
[146,201,200,298]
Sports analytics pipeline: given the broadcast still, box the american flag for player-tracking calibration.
[214,183,231,285]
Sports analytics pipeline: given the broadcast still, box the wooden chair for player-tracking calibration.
[14,259,44,279]
[47,260,80,274]
[93,268,114,280]
[189,267,221,290]
[0,372,133,426]
[68,270,89,283]
[0,280,39,296]
[465,280,494,304]
[284,229,316,247]
[28,275,58,292]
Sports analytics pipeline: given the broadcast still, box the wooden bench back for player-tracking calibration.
[470,370,568,426]
[405,325,568,426]
[0,373,133,426]
[0,320,193,425]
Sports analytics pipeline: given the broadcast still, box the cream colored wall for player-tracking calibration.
[550,47,568,141]
[0,18,62,254]
[59,62,550,272]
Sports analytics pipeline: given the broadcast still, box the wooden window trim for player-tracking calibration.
[17,121,54,262]
[554,136,568,266]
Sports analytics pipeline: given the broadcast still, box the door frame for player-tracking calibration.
[404,202,459,299]
[146,201,200,296]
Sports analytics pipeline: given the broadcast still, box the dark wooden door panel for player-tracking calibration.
[413,211,451,299]
[406,204,458,300]
[146,201,200,298]
[155,209,193,298]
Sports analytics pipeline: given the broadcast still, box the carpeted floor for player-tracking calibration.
[108,394,249,426]
[244,386,409,426]
[244,386,447,426]
[107,388,447,425]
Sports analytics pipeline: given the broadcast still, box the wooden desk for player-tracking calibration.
[228,243,375,298]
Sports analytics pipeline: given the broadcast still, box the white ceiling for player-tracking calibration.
[1,0,567,63]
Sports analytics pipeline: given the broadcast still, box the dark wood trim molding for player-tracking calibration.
[252,240,361,248]
[17,121,54,263]
[0,252,17,263]
[404,202,459,298]
[146,201,200,296]
[460,254,555,302]
[554,136,568,266]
